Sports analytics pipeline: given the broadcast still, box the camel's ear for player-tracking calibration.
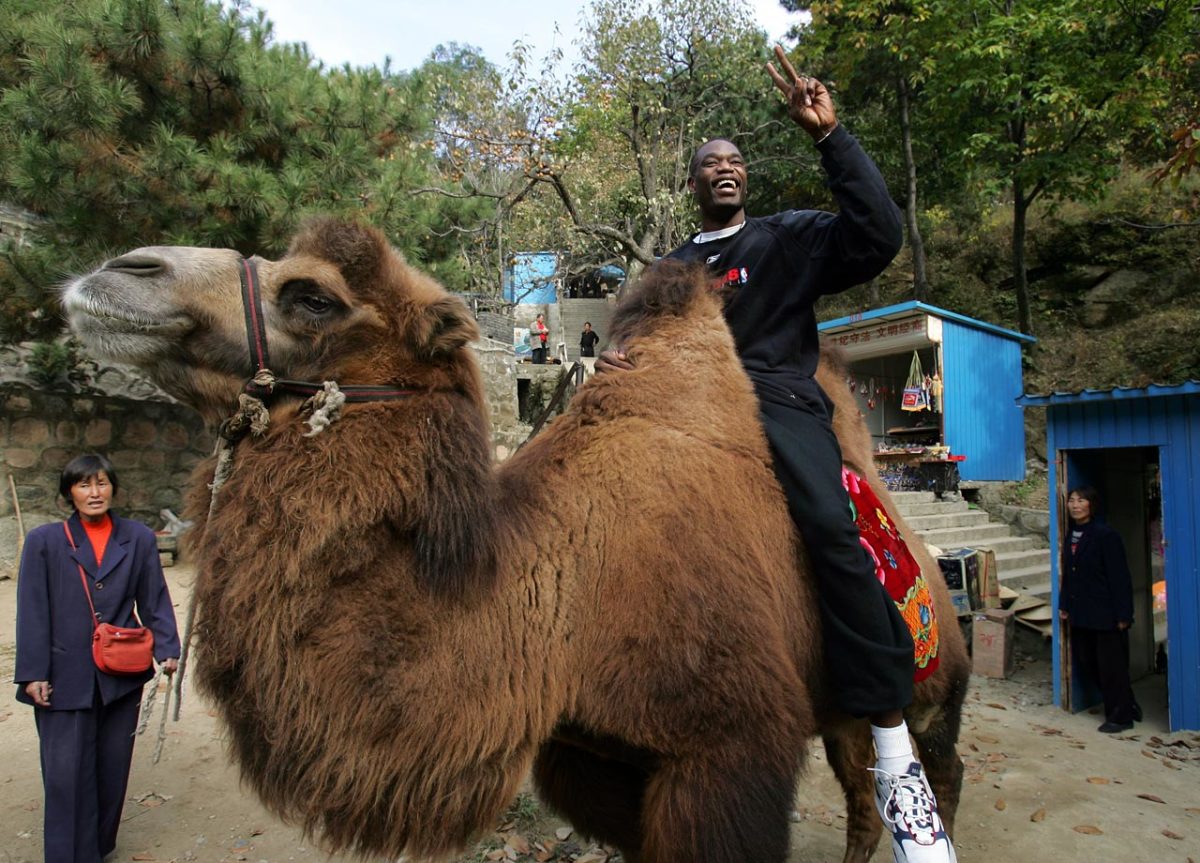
[414,296,479,357]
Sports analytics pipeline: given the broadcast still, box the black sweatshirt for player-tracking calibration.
[667,126,903,413]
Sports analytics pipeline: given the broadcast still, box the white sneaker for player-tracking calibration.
[871,761,957,863]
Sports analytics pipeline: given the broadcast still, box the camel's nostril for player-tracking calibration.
[103,255,166,277]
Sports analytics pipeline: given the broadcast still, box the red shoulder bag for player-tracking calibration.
[63,522,154,676]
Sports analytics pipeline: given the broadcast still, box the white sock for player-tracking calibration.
[872,721,915,775]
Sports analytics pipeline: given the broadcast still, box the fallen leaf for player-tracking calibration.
[1073,825,1103,835]
[1030,808,1046,823]
[1186,808,1200,816]
[576,853,608,863]
[250,827,264,836]
[555,827,573,841]
[484,850,506,861]
[994,799,1007,811]
[1162,759,1182,771]
[1141,750,1158,759]
[1162,830,1184,841]
[985,703,1008,710]
[977,735,1000,744]
[1086,777,1110,785]
[505,834,531,855]
[131,854,157,862]
[1137,794,1166,804]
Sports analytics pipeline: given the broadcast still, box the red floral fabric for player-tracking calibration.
[842,467,940,682]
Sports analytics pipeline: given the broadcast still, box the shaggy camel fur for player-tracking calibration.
[64,220,968,863]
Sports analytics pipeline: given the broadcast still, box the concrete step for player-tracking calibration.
[904,510,993,531]
[892,500,971,517]
[889,490,937,504]
[925,534,1041,557]
[994,548,1052,572]
[914,523,1015,547]
[996,564,1053,592]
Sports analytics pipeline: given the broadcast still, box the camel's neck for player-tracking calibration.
[186,391,566,859]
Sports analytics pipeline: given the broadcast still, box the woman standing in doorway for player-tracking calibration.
[1059,486,1141,733]
[14,453,181,862]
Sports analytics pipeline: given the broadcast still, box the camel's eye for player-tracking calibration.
[280,279,341,319]
[299,294,333,314]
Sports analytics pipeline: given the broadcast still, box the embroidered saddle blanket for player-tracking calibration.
[842,467,940,682]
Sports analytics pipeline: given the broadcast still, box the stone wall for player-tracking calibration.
[0,383,213,576]
[473,338,529,461]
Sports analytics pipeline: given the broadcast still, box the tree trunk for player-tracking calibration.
[1012,177,1032,335]
[897,75,928,302]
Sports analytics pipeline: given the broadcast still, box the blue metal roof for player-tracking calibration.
[1018,381,1200,407]
[819,301,1036,344]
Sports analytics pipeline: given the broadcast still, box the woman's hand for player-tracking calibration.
[160,658,179,676]
[1117,621,1130,631]
[25,681,52,707]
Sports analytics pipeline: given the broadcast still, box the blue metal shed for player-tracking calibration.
[503,252,559,304]
[820,302,1035,481]
[1018,382,1200,731]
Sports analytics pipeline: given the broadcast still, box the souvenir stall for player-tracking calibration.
[818,302,1035,491]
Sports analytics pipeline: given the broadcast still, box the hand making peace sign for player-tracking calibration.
[766,44,839,142]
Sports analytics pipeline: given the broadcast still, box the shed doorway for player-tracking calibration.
[1057,447,1167,727]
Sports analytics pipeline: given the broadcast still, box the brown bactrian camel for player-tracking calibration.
[64,219,969,863]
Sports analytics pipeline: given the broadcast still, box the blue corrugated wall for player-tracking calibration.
[941,321,1026,481]
[1045,394,1200,731]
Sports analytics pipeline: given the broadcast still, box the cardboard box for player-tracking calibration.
[972,608,1015,678]
[937,548,981,617]
[976,548,1001,609]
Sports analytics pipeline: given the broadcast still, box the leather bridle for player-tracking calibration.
[237,255,419,403]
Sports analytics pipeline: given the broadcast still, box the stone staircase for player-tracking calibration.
[559,298,615,362]
[890,490,1053,601]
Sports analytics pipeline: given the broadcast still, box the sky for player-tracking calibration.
[248,0,802,73]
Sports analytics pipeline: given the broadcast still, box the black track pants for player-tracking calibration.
[760,398,915,717]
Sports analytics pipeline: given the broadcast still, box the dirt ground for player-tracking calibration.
[1,564,1197,863]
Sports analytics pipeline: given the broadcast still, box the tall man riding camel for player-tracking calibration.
[599,46,957,863]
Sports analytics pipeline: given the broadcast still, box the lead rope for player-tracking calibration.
[172,372,276,721]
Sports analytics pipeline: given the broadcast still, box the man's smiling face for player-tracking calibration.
[688,139,748,225]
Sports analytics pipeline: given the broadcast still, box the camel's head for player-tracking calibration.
[64,219,479,422]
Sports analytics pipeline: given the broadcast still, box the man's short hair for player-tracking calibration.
[688,137,739,179]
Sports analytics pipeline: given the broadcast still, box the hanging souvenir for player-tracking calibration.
[901,351,929,412]
[931,372,943,413]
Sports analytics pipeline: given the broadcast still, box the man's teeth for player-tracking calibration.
[716,180,737,190]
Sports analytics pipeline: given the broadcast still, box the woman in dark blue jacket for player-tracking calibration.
[1059,486,1140,733]
[14,453,181,863]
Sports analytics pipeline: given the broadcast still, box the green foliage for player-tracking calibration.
[26,341,75,386]
[0,0,495,333]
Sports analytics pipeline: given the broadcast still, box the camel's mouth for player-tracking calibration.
[63,276,194,362]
